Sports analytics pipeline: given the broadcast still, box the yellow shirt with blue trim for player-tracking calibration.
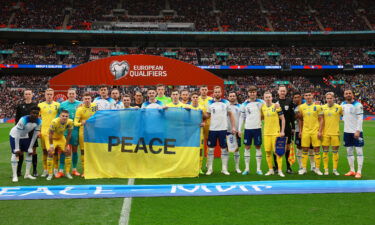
[322,103,342,136]
[299,103,323,134]
[38,101,60,135]
[198,96,212,110]
[262,103,283,135]
[49,117,73,139]
[74,103,97,128]
[166,101,190,108]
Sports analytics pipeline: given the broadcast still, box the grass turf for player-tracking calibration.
[0,122,374,225]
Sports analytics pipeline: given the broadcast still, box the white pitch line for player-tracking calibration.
[119,178,135,225]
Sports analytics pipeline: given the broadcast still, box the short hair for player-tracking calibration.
[135,91,142,95]
[148,87,156,92]
[24,89,33,93]
[30,106,40,112]
[171,89,179,94]
[344,89,353,93]
[191,92,199,97]
[248,86,257,92]
[279,85,287,90]
[200,85,208,89]
[111,88,120,93]
[304,89,313,94]
[83,92,91,97]
[45,88,54,92]
[263,91,272,96]
[293,92,301,97]
[68,88,76,93]
[99,85,108,89]
[156,84,165,88]
[60,109,69,114]
[123,94,131,98]
[213,86,221,90]
[228,91,236,96]
[325,92,335,97]
[180,89,189,94]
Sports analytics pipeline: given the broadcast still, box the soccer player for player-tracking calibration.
[10,107,41,182]
[205,86,236,175]
[298,90,324,175]
[56,88,82,178]
[38,88,60,177]
[94,85,116,110]
[322,92,342,176]
[155,84,172,105]
[141,87,164,109]
[341,89,364,179]
[15,89,38,177]
[74,93,97,177]
[238,86,264,175]
[123,94,133,108]
[190,92,208,174]
[227,91,242,174]
[292,92,303,170]
[180,89,190,104]
[46,110,73,180]
[198,85,213,139]
[274,85,295,174]
[166,89,190,108]
[111,88,124,109]
[131,91,143,108]
[262,92,286,177]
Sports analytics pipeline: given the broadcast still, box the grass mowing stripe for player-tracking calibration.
[119,178,135,225]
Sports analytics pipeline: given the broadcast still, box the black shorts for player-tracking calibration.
[28,130,39,148]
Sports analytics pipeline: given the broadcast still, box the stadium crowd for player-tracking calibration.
[0,0,373,31]
[1,45,374,66]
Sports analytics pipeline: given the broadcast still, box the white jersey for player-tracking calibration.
[239,99,264,130]
[94,97,116,110]
[112,100,125,109]
[141,100,164,109]
[10,116,41,139]
[341,100,363,133]
[207,99,231,131]
[228,103,241,132]
[294,105,300,133]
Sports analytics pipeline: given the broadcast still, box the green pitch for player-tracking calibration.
[0,122,374,225]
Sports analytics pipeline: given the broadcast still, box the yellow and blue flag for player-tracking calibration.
[84,108,202,179]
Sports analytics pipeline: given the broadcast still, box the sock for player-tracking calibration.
[199,148,203,170]
[72,152,78,169]
[332,150,339,170]
[54,154,59,170]
[302,150,309,169]
[285,150,291,169]
[276,154,283,171]
[47,156,53,175]
[43,152,47,170]
[207,148,214,171]
[346,147,355,172]
[32,154,37,173]
[309,149,315,169]
[11,154,19,178]
[244,148,250,171]
[323,149,329,170]
[234,151,240,170]
[356,147,363,174]
[273,153,278,170]
[265,151,273,169]
[81,154,85,173]
[25,154,32,176]
[59,153,66,171]
[296,148,302,169]
[314,151,321,169]
[256,148,262,171]
[65,155,72,174]
[221,148,229,172]
[17,153,24,175]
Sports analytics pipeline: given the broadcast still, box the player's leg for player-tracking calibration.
[233,134,241,174]
[70,127,80,175]
[64,144,73,179]
[312,134,322,175]
[41,135,49,177]
[32,147,38,177]
[205,131,216,175]
[79,130,85,177]
[46,144,56,181]
[242,129,251,175]
[285,130,293,174]
[264,136,274,176]
[322,136,330,175]
[57,150,66,178]
[299,133,311,175]
[10,136,19,182]
[219,131,230,175]
[53,152,59,176]
[308,146,315,171]
[344,132,356,176]
[22,137,36,180]
[16,153,24,177]
[199,130,205,175]
[354,132,364,178]
[254,128,263,175]
[273,136,285,177]
[295,132,303,170]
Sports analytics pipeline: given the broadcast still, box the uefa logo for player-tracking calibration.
[110,60,130,80]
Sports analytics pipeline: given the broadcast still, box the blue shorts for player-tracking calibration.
[227,132,241,147]
[10,136,32,154]
[207,130,227,148]
[65,127,79,146]
[344,132,364,147]
[244,129,262,146]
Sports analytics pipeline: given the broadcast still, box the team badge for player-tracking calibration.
[110,60,130,80]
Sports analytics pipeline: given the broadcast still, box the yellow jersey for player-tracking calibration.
[74,103,97,128]
[198,96,212,110]
[166,101,190,108]
[38,101,60,135]
[262,103,283,135]
[299,103,323,134]
[190,104,205,111]
[322,103,342,136]
[49,117,73,139]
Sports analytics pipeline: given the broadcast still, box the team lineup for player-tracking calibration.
[9,84,364,182]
